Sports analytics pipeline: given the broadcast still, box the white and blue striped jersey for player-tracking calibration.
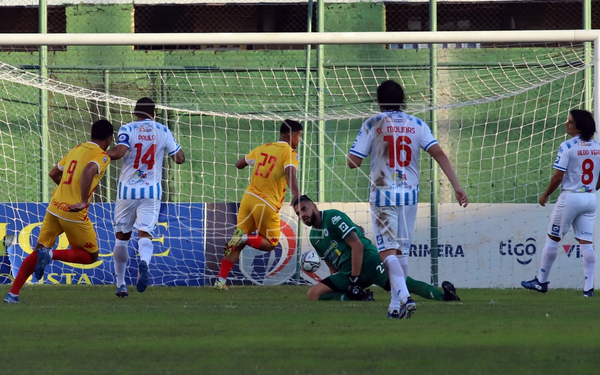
[349,110,438,206]
[554,135,600,193]
[116,118,181,200]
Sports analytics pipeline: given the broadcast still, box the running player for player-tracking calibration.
[522,109,598,297]
[214,120,302,290]
[107,97,185,297]
[348,80,469,318]
[4,120,114,303]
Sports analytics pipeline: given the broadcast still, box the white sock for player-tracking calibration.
[537,237,559,283]
[138,238,154,265]
[113,239,129,287]
[39,247,54,259]
[581,243,595,291]
[397,254,409,278]
[383,255,410,311]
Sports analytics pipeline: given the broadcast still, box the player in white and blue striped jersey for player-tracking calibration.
[522,109,599,297]
[107,97,185,297]
[348,80,469,318]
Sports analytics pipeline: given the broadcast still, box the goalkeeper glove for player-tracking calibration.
[346,275,364,300]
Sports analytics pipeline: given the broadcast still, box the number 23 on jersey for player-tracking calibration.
[254,152,277,178]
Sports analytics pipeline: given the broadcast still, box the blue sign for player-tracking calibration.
[0,202,205,286]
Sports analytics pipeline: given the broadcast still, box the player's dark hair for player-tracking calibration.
[292,194,313,207]
[280,119,303,135]
[91,119,114,141]
[377,80,405,111]
[570,109,596,142]
[134,97,156,119]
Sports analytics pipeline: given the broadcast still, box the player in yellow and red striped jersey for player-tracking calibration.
[4,120,114,304]
[214,120,302,290]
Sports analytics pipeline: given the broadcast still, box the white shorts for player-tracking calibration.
[547,192,596,242]
[114,198,161,237]
[370,204,418,254]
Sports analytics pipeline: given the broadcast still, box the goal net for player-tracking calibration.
[0,32,596,289]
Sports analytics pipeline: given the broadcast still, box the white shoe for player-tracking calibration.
[214,279,228,290]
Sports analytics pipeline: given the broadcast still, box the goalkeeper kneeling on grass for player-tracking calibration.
[293,195,460,303]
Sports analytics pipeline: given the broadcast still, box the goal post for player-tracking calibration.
[0,30,599,289]
[1,30,600,45]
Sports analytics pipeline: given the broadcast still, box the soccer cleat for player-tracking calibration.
[582,289,594,297]
[4,293,19,304]
[34,247,52,280]
[521,277,549,293]
[214,279,228,291]
[442,281,461,302]
[362,289,375,301]
[136,260,149,293]
[224,228,245,257]
[387,310,401,319]
[398,297,417,319]
[115,285,129,298]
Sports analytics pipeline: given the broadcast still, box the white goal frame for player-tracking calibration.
[1,29,599,289]
[1,30,599,45]
[1,29,599,123]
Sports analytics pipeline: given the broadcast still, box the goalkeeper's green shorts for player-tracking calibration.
[325,250,388,292]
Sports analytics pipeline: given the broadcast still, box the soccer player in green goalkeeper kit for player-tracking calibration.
[293,195,460,318]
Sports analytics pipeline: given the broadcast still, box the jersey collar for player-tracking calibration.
[314,211,324,229]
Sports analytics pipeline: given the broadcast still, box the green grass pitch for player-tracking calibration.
[1,285,598,375]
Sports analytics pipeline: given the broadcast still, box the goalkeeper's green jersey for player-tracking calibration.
[309,209,378,273]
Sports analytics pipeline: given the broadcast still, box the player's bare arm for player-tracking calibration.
[48,165,63,185]
[285,165,300,204]
[235,157,248,169]
[68,162,99,212]
[428,144,469,207]
[171,149,186,164]
[344,231,364,277]
[539,169,565,207]
[344,230,366,299]
[347,154,363,169]
[106,144,128,161]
